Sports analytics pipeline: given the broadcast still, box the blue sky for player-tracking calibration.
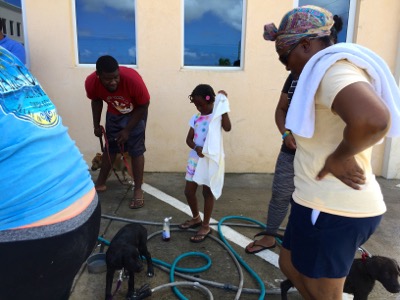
[74,0,244,66]
[75,0,136,64]
[4,0,21,7]
[8,0,350,65]
[184,0,243,66]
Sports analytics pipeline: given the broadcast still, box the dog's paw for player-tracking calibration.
[127,284,152,300]
[105,294,113,300]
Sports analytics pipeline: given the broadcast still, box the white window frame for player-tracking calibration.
[71,0,138,68]
[181,0,247,70]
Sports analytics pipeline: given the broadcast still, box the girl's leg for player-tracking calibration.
[181,181,202,226]
[201,185,214,228]
[190,185,214,242]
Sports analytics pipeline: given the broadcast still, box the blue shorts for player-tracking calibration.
[282,200,382,278]
[105,112,146,157]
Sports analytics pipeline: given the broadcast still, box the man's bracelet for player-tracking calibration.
[282,130,291,140]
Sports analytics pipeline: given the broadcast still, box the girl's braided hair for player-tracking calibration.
[190,84,216,103]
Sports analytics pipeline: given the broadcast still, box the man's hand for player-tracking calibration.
[116,128,130,144]
[94,126,102,137]
[316,154,366,190]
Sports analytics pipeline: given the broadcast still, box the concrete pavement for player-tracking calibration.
[69,172,400,300]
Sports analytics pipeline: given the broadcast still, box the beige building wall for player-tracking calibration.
[23,0,400,176]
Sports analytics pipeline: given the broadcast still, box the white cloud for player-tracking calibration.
[80,49,92,57]
[128,46,136,58]
[77,29,92,37]
[184,49,198,59]
[185,0,243,31]
[80,0,134,13]
[184,48,212,60]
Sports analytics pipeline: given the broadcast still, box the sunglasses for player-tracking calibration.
[279,40,302,66]
[279,36,319,66]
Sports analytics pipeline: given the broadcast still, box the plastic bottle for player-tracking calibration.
[162,217,172,241]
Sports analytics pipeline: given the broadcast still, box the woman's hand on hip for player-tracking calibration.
[316,154,366,190]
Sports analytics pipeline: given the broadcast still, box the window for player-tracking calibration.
[9,20,14,36]
[17,22,21,37]
[1,19,7,34]
[297,0,355,42]
[183,0,245,67]
[74,0,137,65]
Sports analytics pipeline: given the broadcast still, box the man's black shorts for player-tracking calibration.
[105,112,146,157]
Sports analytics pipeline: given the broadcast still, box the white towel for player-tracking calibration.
[286,43,400,138]
[193,94,230,200]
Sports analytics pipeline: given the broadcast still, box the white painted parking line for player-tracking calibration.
[142,183,280,268]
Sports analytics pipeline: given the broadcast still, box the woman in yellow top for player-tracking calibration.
[263,5,400,299]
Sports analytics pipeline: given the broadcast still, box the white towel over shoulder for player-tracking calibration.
[193,94,230,200]
[286,43,400,138]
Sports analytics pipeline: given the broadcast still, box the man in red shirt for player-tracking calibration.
[85,55,150,209]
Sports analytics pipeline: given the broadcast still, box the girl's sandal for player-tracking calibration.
[178,219,202,230]
[190,228,212,243]
[129,198,144,209]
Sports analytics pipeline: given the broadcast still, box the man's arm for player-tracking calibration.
[91,99,103,137]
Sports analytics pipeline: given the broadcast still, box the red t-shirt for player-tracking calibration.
[85,66,150,115]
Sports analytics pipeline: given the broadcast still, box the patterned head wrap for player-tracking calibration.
[263,5,333,56]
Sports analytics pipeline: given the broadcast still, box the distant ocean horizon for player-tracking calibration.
[78,36,240,67]
[78,37,136,65]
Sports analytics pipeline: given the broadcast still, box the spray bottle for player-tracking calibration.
[162,217,172,241]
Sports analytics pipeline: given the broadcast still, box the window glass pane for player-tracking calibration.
[1,19,7,34]
[298,0,350,43]
[75,0,136,65]
[10,20,14,35]
[3,0,20,5]
[184,0,244,67]
[1,1,24,45]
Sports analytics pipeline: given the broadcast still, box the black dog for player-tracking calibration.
[105,223,154,300]
[253,232,400,299]
[280,255,400,300]
[344,255,400,299]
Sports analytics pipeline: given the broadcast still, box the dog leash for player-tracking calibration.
[118,143,134,181]
[107,269,123,300]
[100,125,133,186]
[358,246,372,262]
